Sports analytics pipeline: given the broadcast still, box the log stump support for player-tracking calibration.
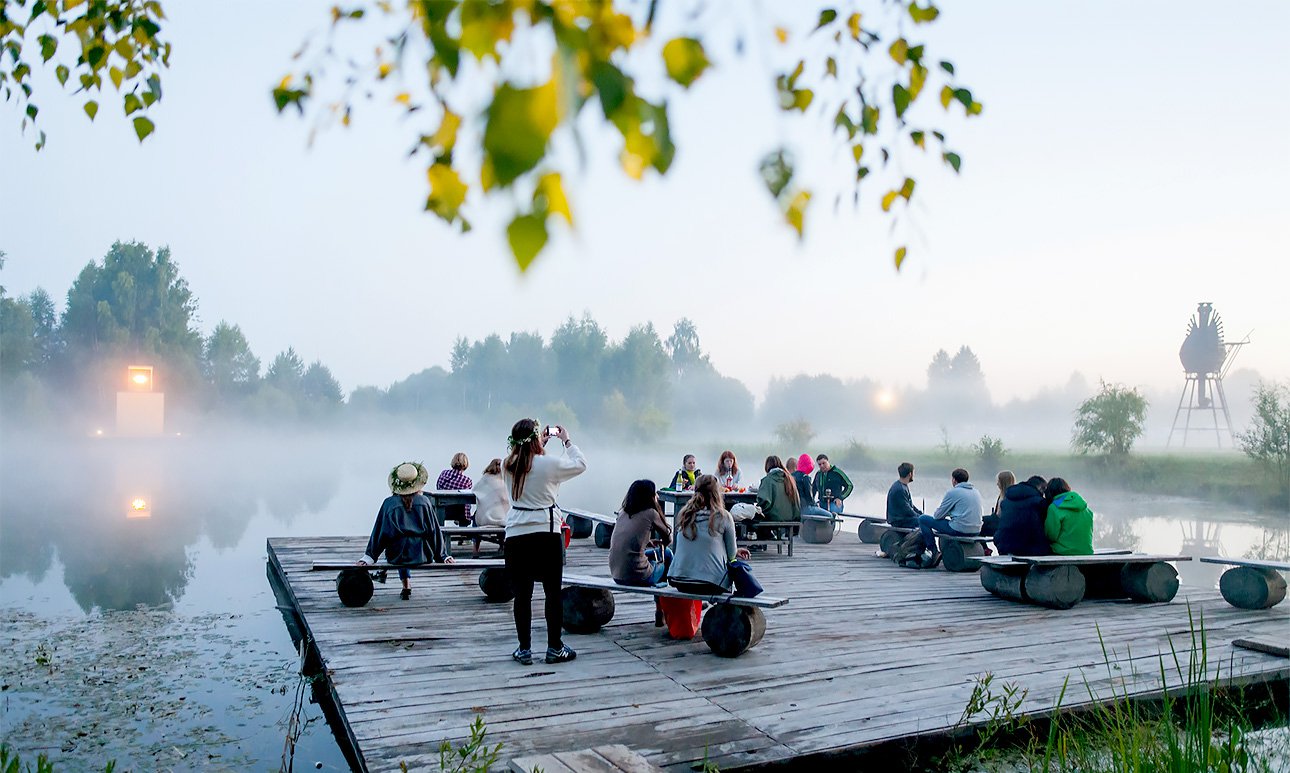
[478,567,514,603]
[700,604,766,658]
[980,564,1027,603]
[858,521,887,544]
[593,522,614,549]
[1218,566,1287,610]
[1121,561,1180,604]
[561,586,616,634]
[566,514,594,539]
[336,568,375,607]
[800,518,836,545]
[1024,565,1086,609]
[939,538,985,572]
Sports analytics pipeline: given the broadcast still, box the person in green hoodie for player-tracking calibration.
[813,454,855,514]
[755,455,802,540]
[1043,477,1094,555]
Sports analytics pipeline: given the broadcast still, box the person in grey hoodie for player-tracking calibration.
[918,467,984,560]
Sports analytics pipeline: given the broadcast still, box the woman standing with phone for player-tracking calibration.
[503,418,587,666]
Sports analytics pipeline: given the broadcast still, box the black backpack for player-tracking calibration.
[891,530,931,568]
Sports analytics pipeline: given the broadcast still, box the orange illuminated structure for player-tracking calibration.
[116,365,164,436]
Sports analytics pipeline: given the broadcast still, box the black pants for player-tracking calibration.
[505,532,564,650]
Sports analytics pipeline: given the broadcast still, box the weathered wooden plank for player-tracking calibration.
[1201,556,1290,571]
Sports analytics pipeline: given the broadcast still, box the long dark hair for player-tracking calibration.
[764,455,799,506]
[621,479,661,518]
[676,475,726,539]
[1045,476,1071,507]
[504,418,545,500]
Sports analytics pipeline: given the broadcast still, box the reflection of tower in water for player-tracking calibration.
[1180,519,1225,590]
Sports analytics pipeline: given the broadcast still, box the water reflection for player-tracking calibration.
[0,435,341,612]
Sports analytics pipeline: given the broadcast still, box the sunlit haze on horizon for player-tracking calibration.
[2,1,1287,404]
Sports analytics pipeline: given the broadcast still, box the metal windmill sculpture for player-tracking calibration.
[1167,302,1249,447]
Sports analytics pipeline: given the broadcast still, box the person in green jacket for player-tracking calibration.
[755,456,802,541]
[812,454,854,514]
[1043,477,1094,555]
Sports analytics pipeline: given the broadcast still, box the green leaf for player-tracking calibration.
[483,80,558,187]
[124,93,142,115]
[894,246,908,270]
[132,115,154,141]
[26,104,37,119]
[899,177,916,199]
[815,9,838,30]
[893,84,910,118]
[939,60,955,76]
[55,64,69,85]
[590,62,629,119]
[506,213,548,272]
[908,2,940,23]
[661,37,709,88]
[84,100,99,120]
[825,56,837,78]
[943,151,961,173]
[910,131,925,149]
[861,105,879,134]
[38,34,57,62]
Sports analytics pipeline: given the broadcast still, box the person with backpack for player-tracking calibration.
[993,475,1050,557]
[1044,477,1094,556]
[917,468,984,566]
[503,419,587,666]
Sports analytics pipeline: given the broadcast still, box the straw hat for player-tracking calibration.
[389,461,429,495]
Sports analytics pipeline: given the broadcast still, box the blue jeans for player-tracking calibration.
[802,504,832,518]
[918,514,971,551]
[645,547,673,585]
[826,499,844,514]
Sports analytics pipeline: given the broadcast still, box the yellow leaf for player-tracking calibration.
[109,66,123,89]
[900,177,916,199]
[480,157,498,192]
[426,163,468,220]
[598,10,638,52]
[847,13,862,40]
[785,189,811,238]
[431,109,461,150]
[909,64,927,100]
[775,27,789,44]
[536,173,573,226]
[279,75,293,90]
[940,84,953,110]
[894,246,907,270]
[881,190,898,212]
[378,62,392,79]
[851,144,864,163]
[662,37,710,88]
[889,39,908,65]
[395,92,410,106]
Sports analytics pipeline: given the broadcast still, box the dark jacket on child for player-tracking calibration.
[992,481,1050,557]
[363,493,450,565]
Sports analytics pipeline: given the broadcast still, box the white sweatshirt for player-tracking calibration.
[504,443,587,538]
[472,473,511,527]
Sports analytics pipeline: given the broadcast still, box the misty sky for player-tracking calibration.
[1,1,1287,404]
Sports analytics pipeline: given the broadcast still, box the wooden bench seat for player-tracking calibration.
[799,512,843,544]
[980,553,1192,609]
[311,559,508,606]
[560,572,789,657]
[1200,556,1289,610]
[736,520,800,557]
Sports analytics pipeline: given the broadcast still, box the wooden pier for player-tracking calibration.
[267,534,1288,772]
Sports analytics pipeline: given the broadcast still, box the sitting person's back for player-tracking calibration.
[609,481,672,586]
[670,476,739,593]
[1043,477,1094,556]
[757,457,802,522]
[472,458,510,527]
[993,476,1050,556]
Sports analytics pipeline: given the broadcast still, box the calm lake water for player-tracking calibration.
[2,429,1287,770]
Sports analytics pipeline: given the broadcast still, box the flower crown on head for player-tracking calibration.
[506,419,541,451]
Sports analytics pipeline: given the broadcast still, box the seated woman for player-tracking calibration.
[435,452,474,526]
[469,458,510,557]
[793,454,833,519]
[716,450,741,490]
[669,475,750,594]
[670,454,699,491]
[981,470,1015,538]
[1044,477,1094,556]
[609,479,673,587]
[993,475,1050,556]
[359,461,454,599]
[755,455,802,540]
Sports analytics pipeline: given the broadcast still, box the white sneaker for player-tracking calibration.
[875,550,888,558]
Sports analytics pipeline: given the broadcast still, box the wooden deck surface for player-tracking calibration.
[267,533,1289,772]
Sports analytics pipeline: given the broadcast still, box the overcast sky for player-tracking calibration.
[2,1,1287,403]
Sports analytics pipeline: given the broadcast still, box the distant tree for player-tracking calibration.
[300,361,343,406]
[774,418,816,450]
[0,292,36,379]
[666,318,710,378]
[603,323,671,410]
[203,321,260,399]
[387,366,453,413]
[27,288,59,372]
[1072,382,1148,457]
[1238,382,1290,507]
[59,241,203,389]
[926,349,953,387]
[971,434,1007,470]
[265,347,305,394]
[550,314,608,418]
[347,385,388,413]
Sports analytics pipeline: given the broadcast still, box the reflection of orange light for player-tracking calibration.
[126,365,153,392]
[127,498,151,519]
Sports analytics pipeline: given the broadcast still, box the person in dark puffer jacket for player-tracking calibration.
[992,475,1050,557]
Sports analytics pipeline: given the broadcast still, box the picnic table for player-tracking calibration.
[425,488,475,526]
[657,488,758,515]
[1200,556,1289,609]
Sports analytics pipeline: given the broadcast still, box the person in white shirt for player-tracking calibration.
[503,418,587,666]
[470,457,510,557]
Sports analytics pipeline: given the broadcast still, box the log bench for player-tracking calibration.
[979,553,1192,609]
[854,514,891,544]
[1200,556,1289,610]
[800,512,844,544]
[562,507,619,549]
[935,533,993,572]
[737,520,800,556]
[310,559,509,606]
[559,573,789,657]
